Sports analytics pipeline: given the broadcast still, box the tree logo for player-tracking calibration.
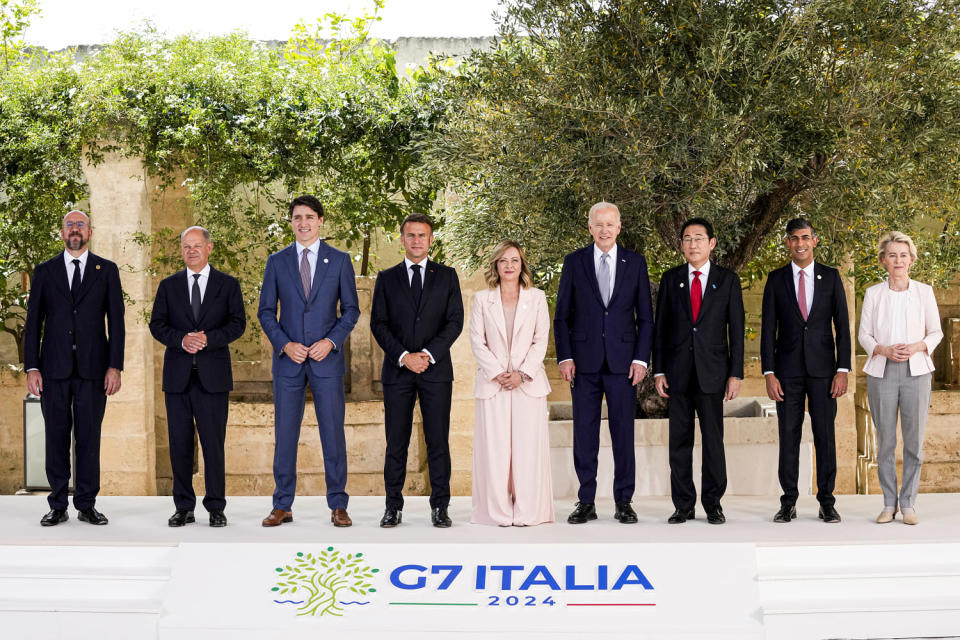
[271,547,380,617]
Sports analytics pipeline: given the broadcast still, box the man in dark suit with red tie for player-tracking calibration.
[554,202,654,524]
[24,210,125,527]
[149,226,246,527]
[653,218,744,525]
[371,213,464,528]
[761,218,850,523]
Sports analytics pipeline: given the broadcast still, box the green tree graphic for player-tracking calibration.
[271,548,380,617]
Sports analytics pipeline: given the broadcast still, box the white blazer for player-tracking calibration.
[469,286,552,399]
[858,279,942,377]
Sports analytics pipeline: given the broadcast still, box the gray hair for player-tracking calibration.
[588,201,621,224]
[62,210,89,224]
[180,226,211,243]
[877,231,917,262]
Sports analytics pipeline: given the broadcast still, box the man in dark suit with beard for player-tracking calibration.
[653,218,744,525]
[554,201,654,525]
[762,218,850,523]
[24,210,125,526]
[371,213,464,528]
[149,226,246,527]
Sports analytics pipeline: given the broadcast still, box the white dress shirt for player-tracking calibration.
[186,263,211,304]
[398,256,434,367]
[293,238,337,350]
[63,249,89,287]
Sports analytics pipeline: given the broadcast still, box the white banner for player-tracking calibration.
[161,543,762,638]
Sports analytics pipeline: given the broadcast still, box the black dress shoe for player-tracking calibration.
[168,510,195,527]
[614,502,638,524]
[431,506,452,528]
[774,505,797,523]
[40,509,68,527]
[380,507,402,528]
[77,507,108,525]
[567,502,597,524]
[668,508,695,524]
[209,511,227,527]
[818,505,841,523]
[706,506,726,525]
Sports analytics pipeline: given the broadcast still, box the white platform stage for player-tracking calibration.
[1,494,959,639]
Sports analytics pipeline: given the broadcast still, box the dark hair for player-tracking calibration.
[288,195,324,219]
[400,213,434,234]
[680,217,714,241]
[785,218,815,237]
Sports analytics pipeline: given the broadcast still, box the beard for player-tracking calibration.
[66,233,86,251]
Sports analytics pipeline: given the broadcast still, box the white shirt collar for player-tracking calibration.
[791,261,814,278]
[296,238,321,257]
[404,256,428,270]
[63,249,89,267]
[688,260,710,278]
[187,263,211,279]
[593,243,617,261]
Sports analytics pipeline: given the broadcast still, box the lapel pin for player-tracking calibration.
[712,283,716,289]
[323,258,329,264]
[95,264,101,270]
[816,274,821,280]
[679,282,684,288]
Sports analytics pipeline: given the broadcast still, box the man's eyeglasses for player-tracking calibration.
[64,221,88,230]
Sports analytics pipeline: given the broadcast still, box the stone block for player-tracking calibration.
[101,470,152,495]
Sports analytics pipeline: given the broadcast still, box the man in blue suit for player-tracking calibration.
[554,201,654,524]
[258,195,360,528]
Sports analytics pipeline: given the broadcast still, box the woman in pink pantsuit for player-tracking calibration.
[470,241,554,526]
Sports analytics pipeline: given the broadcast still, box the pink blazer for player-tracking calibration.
[858,279,942,377]
[469,286,552,400]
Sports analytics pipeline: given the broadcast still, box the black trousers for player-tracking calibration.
[777,376,837,507]
[382,376,452,510]
[41,368,106,511]
[571,360,637,504]
[165,369,229,512]
[667,367,726,511]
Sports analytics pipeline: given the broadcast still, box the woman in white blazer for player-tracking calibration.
[469,241,554,526]
[859,231,942,525]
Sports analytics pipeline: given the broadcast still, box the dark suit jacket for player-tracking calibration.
[149,267,246,394]
[554,244,654,374]
[760,262,851,378]
[24,251,125,380]
[370,259,464,384]
[257,242,360,378]
[652,263,745,394]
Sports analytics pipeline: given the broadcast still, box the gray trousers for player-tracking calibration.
[866,360,932,509]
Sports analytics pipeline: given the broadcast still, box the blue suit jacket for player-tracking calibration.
[554,244,654,374]
[257,241,360,378]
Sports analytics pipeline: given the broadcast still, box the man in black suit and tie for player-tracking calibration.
[149,226,246,527]
[762,218,850,523]
[24,210,124,526]
[554,201,654,525]
[653,218,744,525]
[371,213,464,528]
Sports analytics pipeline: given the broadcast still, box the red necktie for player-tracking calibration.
[691,270,702,322]
[798,270,808,321]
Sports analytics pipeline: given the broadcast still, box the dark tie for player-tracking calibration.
[300,249,312,299]
[191,273,202,323]
[691,270,702,322]
[70,259,81,299]
[410,263,423,306]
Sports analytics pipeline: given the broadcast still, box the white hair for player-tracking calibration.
[180,226,211,243]
[588,201,621,224]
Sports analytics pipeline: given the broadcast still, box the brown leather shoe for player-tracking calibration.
[262,508,293,527]
[331,508,352,527]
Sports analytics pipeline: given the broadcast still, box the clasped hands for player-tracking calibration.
[401,351,431,374]
[283,339,335,364]
[182,331,207,354]
[879,342,923,363]
[493,371,524,391]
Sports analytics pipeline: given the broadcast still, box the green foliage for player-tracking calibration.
[271,548,379,617]
[431,0,960,291]
[0,0,38,70]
